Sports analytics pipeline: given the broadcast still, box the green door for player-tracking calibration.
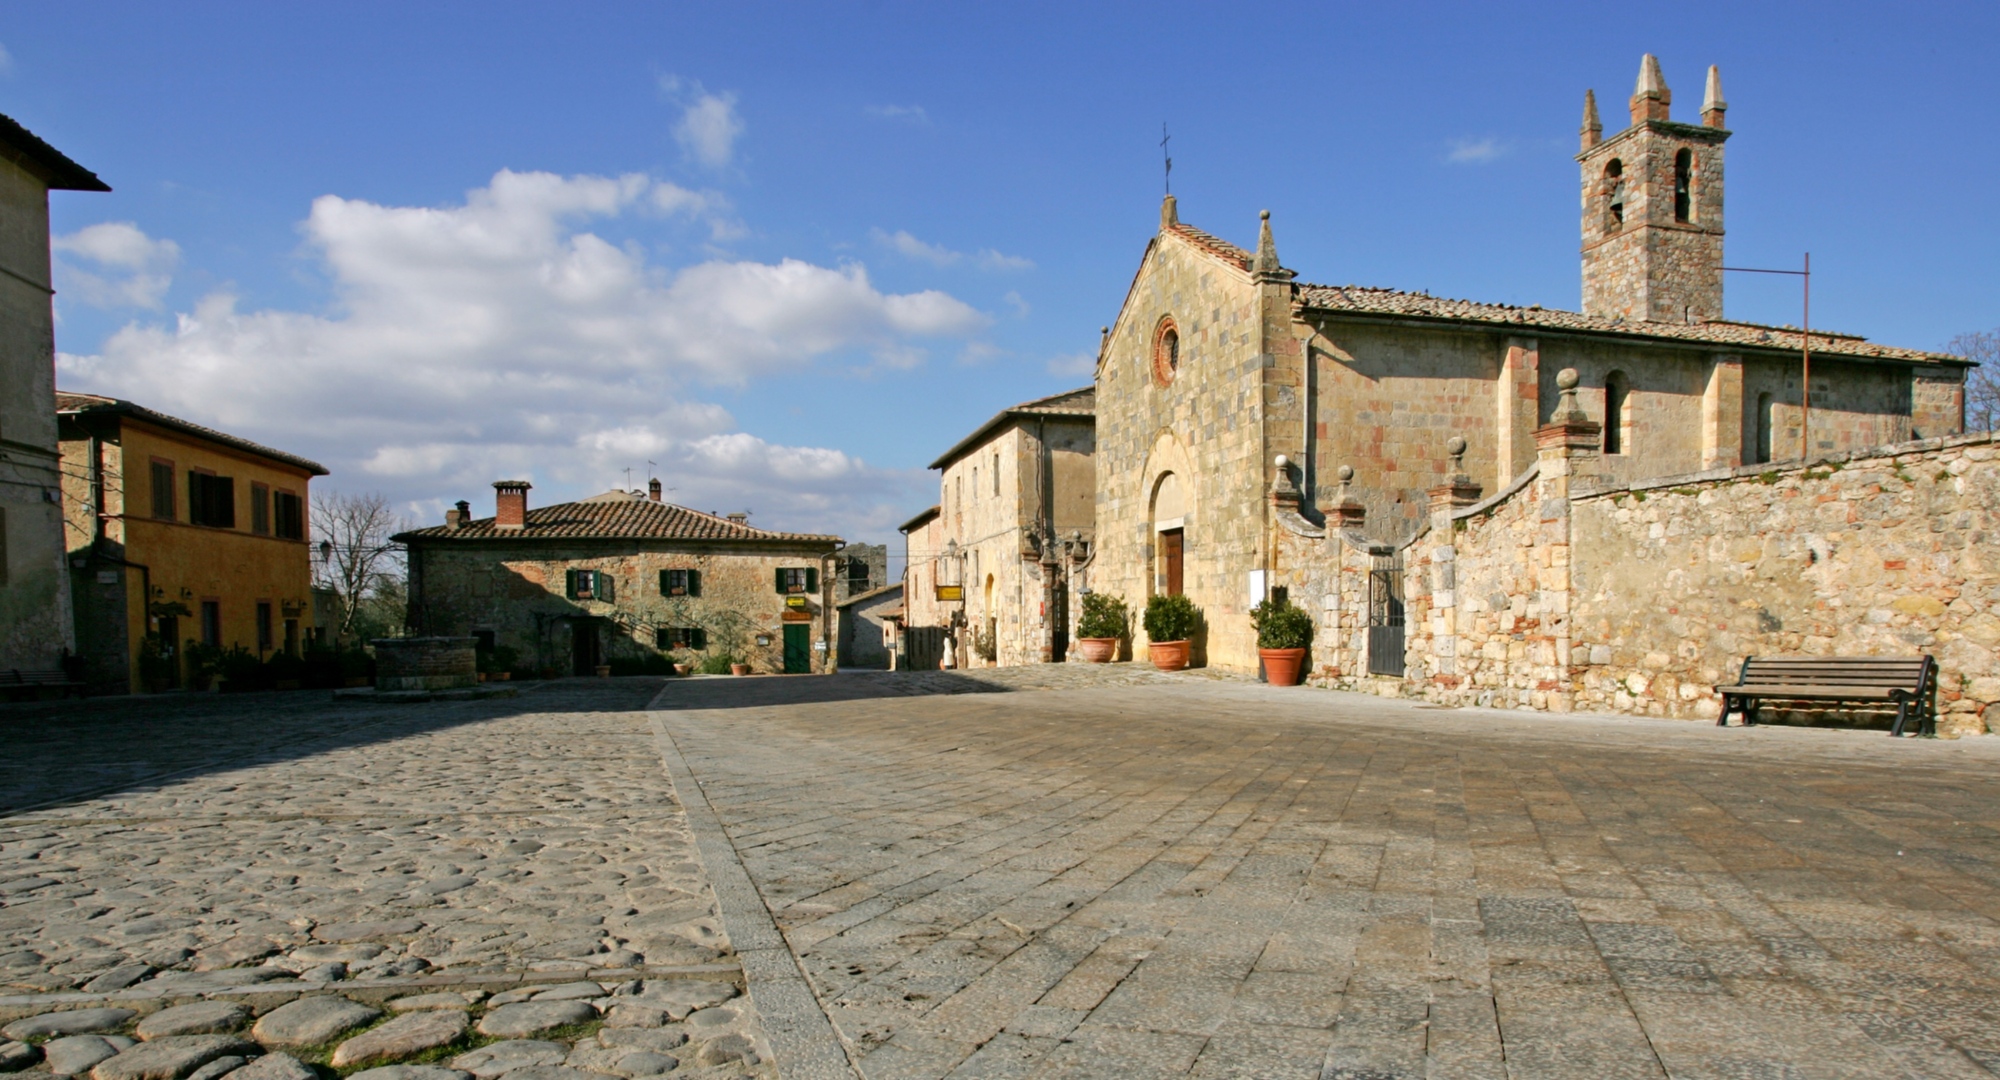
[782,624,811,674]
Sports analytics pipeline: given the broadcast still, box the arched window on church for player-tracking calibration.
[1674,149,1693,223]
[1604,160,1625,229]
[1604,370,1630,455]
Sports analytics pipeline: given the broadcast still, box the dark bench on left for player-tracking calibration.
[1715,655,1937,737]
[0,668,87,700]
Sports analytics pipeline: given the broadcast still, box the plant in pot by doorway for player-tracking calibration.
[1250,596,1313,686]
[1142,593,1202,672]
[973,627,997,666]
[1075,593,1129,663]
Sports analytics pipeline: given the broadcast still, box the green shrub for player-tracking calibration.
[217,645,268,691]
[1077,593,1130,639]
[1250,597,1313,650]
[1142,593,1202,643]
[695,651,737,675]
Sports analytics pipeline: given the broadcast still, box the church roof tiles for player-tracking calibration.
[398,494,839,545]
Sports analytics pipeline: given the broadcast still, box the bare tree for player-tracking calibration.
[1948,329,2000,433]
[312,491,409,641]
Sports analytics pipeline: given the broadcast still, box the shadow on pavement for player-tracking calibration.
[649,670,1020,711]
[0,677,668,817]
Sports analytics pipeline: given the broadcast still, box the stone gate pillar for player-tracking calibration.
[1530,369,1602,711]
[1426,437,1484,687]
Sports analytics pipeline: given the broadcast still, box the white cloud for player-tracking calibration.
[56,169,983,538]
[872,228,1033,272]
[1046,351,1096,377]
[873,227,959,266]
[1446,137,1508,164]
[660,75,744,168]
[1002,291,1029,318]
[0,43,14,76]
[53,222,181,309]
[865,104,929,124]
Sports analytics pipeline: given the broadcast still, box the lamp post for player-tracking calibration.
[1721,253,1811,460]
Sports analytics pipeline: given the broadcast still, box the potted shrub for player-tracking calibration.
[1250,596,1313,686]
[1075,593,1128,663]
[973,627,997,667]
[1143,593,1202,672]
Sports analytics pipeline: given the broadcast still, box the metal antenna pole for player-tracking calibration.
[1801,253,1811,461]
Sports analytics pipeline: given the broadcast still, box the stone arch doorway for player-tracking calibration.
[1151,471,1186,597]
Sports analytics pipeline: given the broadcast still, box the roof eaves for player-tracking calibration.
[57,393,328,475]
[899,505,941,533]
[0,113,109,192]
[927,387,1094,471]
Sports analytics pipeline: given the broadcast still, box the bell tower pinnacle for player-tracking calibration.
[1578,55,1731,324]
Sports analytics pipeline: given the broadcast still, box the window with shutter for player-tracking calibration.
[805,567,818,593]
[251,483,270,535]
[150,460,176,519]
[596,571,614,602]
[566,569,581,599]
[775,568,787,594]
[273,491,305,540]
[687,569,700,597]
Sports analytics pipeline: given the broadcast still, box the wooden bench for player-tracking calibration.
[0,668,87,701]
[1716,655,1937,737]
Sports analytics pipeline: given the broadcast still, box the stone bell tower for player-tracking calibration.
[1578,55,1731,324]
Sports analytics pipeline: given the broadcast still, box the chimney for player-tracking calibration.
[648,478,662,503]
[1630,53,1671,124]
[494,480,531,530]
[726,511,749,525]
[445,500,470,530]
[1580,89,1602,150]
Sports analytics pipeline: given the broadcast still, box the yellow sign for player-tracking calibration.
[785,595,808,609]
[935,585,964,601]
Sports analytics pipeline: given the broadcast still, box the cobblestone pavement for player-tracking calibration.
[1,679,774,1079]
[653,666,2000,1080]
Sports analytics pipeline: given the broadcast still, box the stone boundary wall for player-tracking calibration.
[1275,423,2000,736]
[373,636,478,691]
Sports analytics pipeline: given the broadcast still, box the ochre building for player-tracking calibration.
[1092,56,1971,675]
[399,480,843,676]
[58,393,326,693]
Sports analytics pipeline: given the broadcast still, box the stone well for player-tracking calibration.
[372,636,478,691]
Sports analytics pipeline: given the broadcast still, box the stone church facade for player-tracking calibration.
[1092,55,1971,675]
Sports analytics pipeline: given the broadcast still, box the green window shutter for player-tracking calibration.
[660,570,671,597]
[688,569,701,597]
[775,568,786,594]
[565,569,579,599]
[805,567,819,593]
[693,628,707,650]
[597,572,614,602]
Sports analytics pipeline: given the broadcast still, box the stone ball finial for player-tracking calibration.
[1274,454,1289,469]
[1446,436,1467,457]
[1556,367,1580,391]
[1260,209,1270,220]
[1100,326,1108,334]
[1336,464,1354,483]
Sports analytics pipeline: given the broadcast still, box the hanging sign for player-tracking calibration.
[935,585,964,601]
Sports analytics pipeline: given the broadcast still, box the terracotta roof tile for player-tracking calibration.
[56,391,328,475]
[1296,283,1964,366]
[1166,223,1250,270]
[399,494,839,545]
[928,387,1095,470]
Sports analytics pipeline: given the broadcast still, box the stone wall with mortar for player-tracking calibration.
[1565,432,2000,735]
[409,540,837,675]
[1294,423,2000,736]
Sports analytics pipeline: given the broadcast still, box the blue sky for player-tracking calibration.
[11,2,1996,551]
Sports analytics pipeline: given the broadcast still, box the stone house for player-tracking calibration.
[902,388,1095,667]
[0,114,107,674]
[58,393,326,694]
[1092,56,1971,675]
[836,582,902,669]
[399,480,843,675]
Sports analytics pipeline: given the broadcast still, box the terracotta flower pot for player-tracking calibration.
[491,671,511,682]
[730,663,751,676]
[1148,640,1190,672]
[674,664,691,676]
[476,672,488,683]
[1077,637,1119,663]
[1259,647,1308,687]
[594,664,612,678]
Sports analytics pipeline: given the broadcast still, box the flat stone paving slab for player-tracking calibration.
[651,667,2000,1079]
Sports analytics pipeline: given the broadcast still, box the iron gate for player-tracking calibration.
[1367,553,1406,677]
